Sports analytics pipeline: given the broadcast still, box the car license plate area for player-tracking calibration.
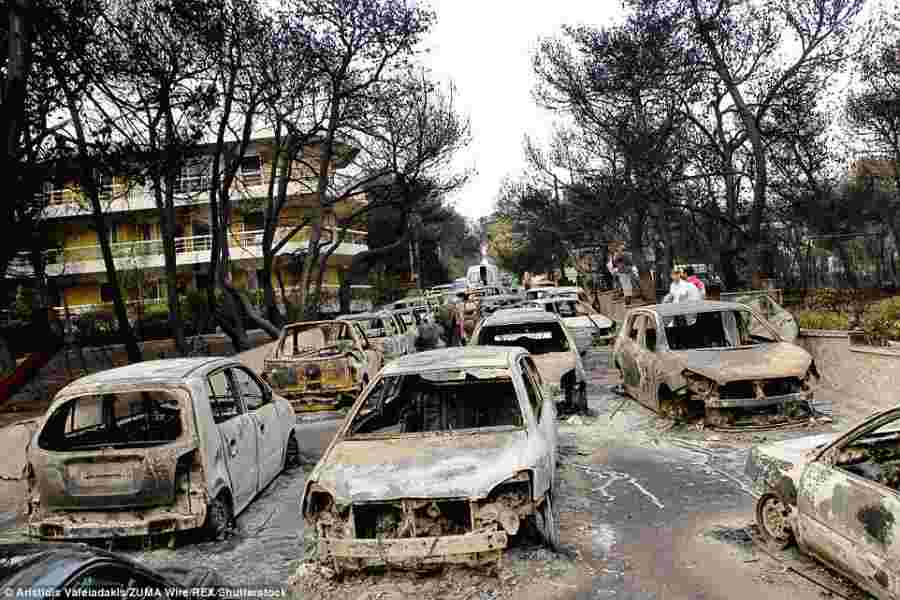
[66,458,141,495]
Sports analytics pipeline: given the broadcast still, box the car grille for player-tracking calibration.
[719,377,801,399]
[353,500,471,539]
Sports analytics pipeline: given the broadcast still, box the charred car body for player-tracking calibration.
[25,358,299,540]
[611,301,818,427]
[340,311,410,360]
[471,310,588,412]
[521,297,613,354]
[263,320,383,412]
[301,347,560,572]
[746,407,900,600]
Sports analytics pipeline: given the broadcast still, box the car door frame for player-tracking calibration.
[352,322,382,379]
[207,366,259,514]
[230,364,283,486]
[796,409,900,598]
[619,313,646,400]
[518,355,557,496]
[634,316,659,410]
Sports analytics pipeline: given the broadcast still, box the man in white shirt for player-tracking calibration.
[663,268,698,303]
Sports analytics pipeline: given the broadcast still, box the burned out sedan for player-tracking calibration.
[746,407,900,599]
[611,301,818,427]
[471,310,588,412]
[25,358,299,541]
[263,320,383,412]
[301,347,560,572]
[523,297,613,354]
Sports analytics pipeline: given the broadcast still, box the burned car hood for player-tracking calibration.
[312,429,530,503]
[532,352,577,385]
[745,433,836,498]
[674,343,811,384]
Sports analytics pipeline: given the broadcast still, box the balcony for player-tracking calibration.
[44,226,369,276]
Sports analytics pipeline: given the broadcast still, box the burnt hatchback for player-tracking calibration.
[611,301,818,427]
[301,347,560,572]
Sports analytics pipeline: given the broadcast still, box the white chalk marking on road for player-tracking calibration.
[573,462,665,509]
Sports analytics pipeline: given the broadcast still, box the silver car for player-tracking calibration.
[26,358,299,540]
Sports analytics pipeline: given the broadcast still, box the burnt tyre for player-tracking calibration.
[205,492,233,541]
[284,433,301,470]
[535,487,561,551]
[755,493,794,550]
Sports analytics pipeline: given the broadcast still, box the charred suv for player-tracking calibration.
[611,301,819,427]
[263,320,383,412]
[301,347,560,572]
[746,407,900,600]
[25,358,299,540]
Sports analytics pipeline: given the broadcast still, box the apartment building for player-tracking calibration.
[37,136,373,317]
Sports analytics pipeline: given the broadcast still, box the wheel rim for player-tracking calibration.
[760,496,790,542]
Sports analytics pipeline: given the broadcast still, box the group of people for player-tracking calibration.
[663,266,706,304]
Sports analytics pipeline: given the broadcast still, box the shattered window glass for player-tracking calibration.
[347,373,523,436]
[38,390,184,451]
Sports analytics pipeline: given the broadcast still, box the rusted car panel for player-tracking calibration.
[471,311,588,410]
[25,358,297,540]
[263,320,383,412]
[745,408,900,600]
[302,347,559,571]
[611,301,818,426]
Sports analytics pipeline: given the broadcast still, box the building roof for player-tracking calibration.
[381,346,525,376]
[637,300,749,318]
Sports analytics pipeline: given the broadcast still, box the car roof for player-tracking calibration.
[340,311,391,320]
[481,310,562,326]
[381,346,526,376]
[0,542,161,587]
[637,300,750,318]
[60,357,230,392]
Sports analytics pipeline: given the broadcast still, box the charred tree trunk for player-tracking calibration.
[57,73,141,363]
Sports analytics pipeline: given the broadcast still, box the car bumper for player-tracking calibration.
[281,387,361,412]
[706,391,809,409]
[28,509,204,540]
[319,528,508,569]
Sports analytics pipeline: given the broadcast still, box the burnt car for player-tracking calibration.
[392,308,422,352]
[263,320,383,412]
[0,542,220,597]
[25,358,299,540]
[301,347,560,572]
[523,297,613,354]
[340,311,410,360]
[471,310,587,412]
[746,407,900,600]
[611,300,818,427]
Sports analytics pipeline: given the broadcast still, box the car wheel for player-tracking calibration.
[577,385,588,411]
[284,433,301,470]
[755,493,794,550]
[537,487,561,551]
[205,492,233,541]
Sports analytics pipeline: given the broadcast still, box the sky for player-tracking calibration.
[420,1,625,222]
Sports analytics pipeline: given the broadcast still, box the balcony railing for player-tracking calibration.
[47,226,369,266]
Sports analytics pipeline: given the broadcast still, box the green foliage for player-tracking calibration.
[861,296,900,346]
[13,286,36,321]
[795,310,851,331]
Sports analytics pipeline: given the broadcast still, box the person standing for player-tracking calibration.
[607,245,637,305]
[684,266,706,299]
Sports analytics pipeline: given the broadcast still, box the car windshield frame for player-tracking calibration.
[274,322,353,358]
[340,369,525,440]
[659,308,781,351]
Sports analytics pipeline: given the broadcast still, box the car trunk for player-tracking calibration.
[29,388,194,511]
[32,447,187,511]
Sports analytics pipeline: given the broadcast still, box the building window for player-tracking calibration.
[175,160,210,194]
[239,155,262,186]
[96,172,114,202]
[100,283,115,303]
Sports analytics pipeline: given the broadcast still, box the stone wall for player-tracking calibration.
[796,329,900,414]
